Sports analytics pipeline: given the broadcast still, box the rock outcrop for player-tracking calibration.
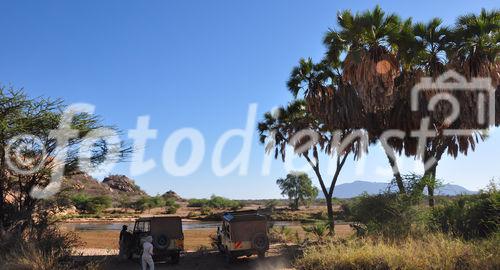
[162,190,184,202]
[61,172,147,201]
[102,175,146,195]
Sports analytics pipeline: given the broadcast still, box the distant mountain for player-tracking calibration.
[318,181,476,199]
[435,184,476,196]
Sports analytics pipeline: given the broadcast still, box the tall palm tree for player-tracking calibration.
[413,18,451,77]
[258,100,366,233]
[324,6,402,113]
[450,8,500,85]
[290,7,500,207]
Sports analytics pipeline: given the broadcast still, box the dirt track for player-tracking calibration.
[75,245,295,270]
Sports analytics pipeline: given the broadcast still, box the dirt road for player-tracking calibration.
[74,245,296,270]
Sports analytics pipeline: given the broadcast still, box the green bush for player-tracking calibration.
[187,198,210,207]
[165,198,180,214]
[428,188,499,240]
[131,196,166,213]
[71,194,112,214]
[264,199,279,211]
[187,195,243,210]
[302,222,328,241]
[350,192,418,238]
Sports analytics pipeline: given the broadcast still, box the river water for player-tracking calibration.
[60,221,299,231]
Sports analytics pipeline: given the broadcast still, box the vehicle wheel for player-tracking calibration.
[171,251,180,264]
[252,233,269,253]
[154,234,171,250]
[258,251,266,259]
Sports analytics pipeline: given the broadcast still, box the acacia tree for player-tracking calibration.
[258,100,367,233]
[276,172,318,210]
[0,87,129,235]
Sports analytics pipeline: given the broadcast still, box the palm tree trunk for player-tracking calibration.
[303,153,348,236]
[424,165,437,207]
[424,142,446,207]
[386,154,406,194]
[325,194,335,234]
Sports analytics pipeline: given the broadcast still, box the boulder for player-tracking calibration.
[102,175,146,195]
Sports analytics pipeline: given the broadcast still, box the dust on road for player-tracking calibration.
[75,245,295,270]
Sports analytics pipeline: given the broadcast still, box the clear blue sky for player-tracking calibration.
[1,0,498,199]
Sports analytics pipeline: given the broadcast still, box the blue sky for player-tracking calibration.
[1,0,498,199]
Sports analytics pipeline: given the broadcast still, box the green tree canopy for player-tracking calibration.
[277,172,319,210]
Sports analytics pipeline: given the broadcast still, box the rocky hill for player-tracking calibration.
[61,172,147,200]
[162,190,185,202]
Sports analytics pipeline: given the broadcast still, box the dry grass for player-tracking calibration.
[295,234,500,270]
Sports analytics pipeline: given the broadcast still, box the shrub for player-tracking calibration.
[428,188,499,240]
[264,199,279,211]
[71,194,112,214]
[200,205,213,216]
[187,195,243,210]
[187,198,210,207]
[165,198,180,214]
[302,222,328,242]
[131,196,166,213]
[269,226,294,243]
[0,227,102,270]
[207,195,243,209]
[349,192,419,238]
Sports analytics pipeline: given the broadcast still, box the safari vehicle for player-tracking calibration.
[126,216,184,264]
[215,211,269,262]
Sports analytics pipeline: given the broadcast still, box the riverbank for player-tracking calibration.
[57,204,344,224]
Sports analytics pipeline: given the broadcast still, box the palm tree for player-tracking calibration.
[413,18,451,77]
[450,9,500,84]
[290,7,500,207]
[258,100,366,233]
[324,6,402,113]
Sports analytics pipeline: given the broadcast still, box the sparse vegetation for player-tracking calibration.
[71,194,112,214]
[131,195,165,213]
[428,183,499,240]
[295,234,500,270]
[187,195,243,210]
[302,222,328,242]
[277,172,319,211]
[165,198,180,214]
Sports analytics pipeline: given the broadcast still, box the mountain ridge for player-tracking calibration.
[318,180,476,199]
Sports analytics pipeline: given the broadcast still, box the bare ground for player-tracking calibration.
[73,244,297,270]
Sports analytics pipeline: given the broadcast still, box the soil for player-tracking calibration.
[74,245,296,270]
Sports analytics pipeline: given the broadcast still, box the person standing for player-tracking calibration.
[119,225,129,259]
[142,236,155,270]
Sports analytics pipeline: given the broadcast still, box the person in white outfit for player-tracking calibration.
[142,236,155,270]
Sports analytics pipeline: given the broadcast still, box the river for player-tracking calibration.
[60,220,300,231]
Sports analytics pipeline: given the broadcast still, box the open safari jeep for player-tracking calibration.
[215,211,269,262]
[126,216,184,264]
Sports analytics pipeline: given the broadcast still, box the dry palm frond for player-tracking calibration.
[342,47,400,113]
